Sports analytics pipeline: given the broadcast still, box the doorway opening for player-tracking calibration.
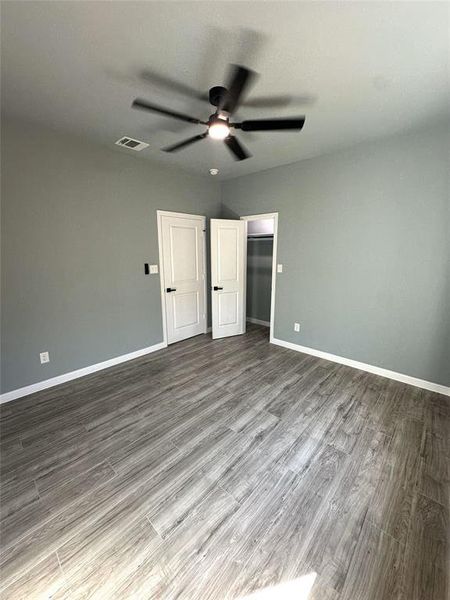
[241,213,278,342]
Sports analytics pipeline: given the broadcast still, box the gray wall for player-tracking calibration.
[2,119,449,393]
[223,124,450,387]
[1,119,221,393]
[246,238,273,323]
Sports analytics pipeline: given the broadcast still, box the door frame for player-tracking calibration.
[240,212,279,343]
[156,210,207,346]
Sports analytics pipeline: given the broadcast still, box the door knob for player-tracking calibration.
[166,287,177,293]
[213,286,223,291]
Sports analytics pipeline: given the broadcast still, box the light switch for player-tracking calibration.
[40,351,50,364]
[149,264,158,274]
[277,264,283,273]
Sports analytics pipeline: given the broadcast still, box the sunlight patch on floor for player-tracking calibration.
[236,572,317,600]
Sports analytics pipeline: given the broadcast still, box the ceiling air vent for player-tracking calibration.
[115,136,149,151]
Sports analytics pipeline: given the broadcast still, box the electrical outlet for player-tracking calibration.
[40,351,50,364]
[149,264,158,274]
[294,323,300,332]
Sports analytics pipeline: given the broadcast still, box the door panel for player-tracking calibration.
[211,219,246,339]
[172,291,200,329]
[169,226,198,282]
[218,228,238,281]
[161,214,206,344]
[218,292,239,327]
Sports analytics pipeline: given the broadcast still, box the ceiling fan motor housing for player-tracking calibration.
[209,86,227,107]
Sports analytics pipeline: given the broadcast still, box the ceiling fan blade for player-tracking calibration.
[221,65,256,115]
[242,94,317,109]
[242,95,293,109]
[132,98,206,125]
[162,133,208,153]
[224,135,251,161]
[238,117,306,131]
[139,69,208,102]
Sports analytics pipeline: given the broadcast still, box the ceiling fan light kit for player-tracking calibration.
[208,116,230,140]
[131,64,306,161]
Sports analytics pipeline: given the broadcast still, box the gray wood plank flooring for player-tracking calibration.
[1,324,448,599]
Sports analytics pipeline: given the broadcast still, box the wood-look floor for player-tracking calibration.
[0,325,448,600]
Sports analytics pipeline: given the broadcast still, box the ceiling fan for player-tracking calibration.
[131,65,306,161]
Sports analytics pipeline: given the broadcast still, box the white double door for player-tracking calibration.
[160,212,247,344]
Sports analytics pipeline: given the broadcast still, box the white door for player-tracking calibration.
[160,212,206,344]
[211,219,247,339]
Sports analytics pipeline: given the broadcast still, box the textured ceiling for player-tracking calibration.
[2,1,449,179]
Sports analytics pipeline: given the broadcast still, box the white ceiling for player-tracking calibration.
[2,1,449,180]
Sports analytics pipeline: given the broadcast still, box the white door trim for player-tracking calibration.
[240,212,279,343]
[156,210,207,345]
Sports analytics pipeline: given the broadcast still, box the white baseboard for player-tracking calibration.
[0,341,167,404]
[247,317,270,327]
[271,337,450,397]
[3,335,447,404]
